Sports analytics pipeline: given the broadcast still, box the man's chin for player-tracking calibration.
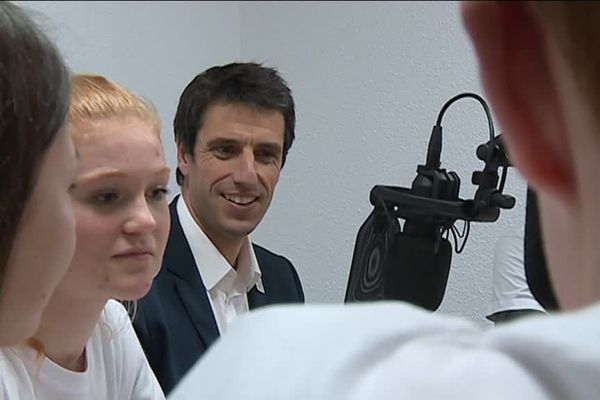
[222,221,260,240]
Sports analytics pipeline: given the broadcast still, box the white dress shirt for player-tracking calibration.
[177,196,264,334]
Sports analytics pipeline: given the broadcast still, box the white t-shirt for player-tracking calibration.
[170,301,600,400]
[0,353,20,400]
[0,300,164,400]
[487,228,545,318]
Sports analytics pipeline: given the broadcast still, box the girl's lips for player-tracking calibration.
[113,249,154,258]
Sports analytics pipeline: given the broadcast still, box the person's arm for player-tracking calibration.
[488,309,546,325]
[487,229,546,324]
[129,308,165,399]
[110,301,165,400]
[525,188,559,310]
[131,294,162,381]
[129,342,165,400]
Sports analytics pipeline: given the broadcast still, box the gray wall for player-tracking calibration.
[24,1,527,325]
[241,1,527,325]
[22,0,241,197]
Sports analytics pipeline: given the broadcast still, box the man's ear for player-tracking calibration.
[461,2,574,202]
[177,141,191,177]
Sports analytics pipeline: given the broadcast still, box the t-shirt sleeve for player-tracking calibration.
[105,300,165,400]
[128,334,165,400]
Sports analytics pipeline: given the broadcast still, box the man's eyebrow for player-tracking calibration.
[256,142,283,153]
[206,138,240,146]
[204,138,283,154]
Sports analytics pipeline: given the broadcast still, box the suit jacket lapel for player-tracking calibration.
[248,286,267,309]
[248,244,268,310]
[166,197,220,348]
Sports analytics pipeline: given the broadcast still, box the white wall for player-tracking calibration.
[24,1,527,325]
[240,1,528,325]
[21,0,241,197]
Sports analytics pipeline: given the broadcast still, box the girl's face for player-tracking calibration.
[63,117,170,302]
[0,127,77,345]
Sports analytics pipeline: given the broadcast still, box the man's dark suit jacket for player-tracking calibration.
[133,198,305,395]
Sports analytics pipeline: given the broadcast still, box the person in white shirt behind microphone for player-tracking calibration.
[486,227,546,325]
[169,2,600,399]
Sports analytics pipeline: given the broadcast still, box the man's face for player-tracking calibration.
[178,102,285,251]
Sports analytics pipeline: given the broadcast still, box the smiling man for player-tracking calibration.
[133,62,304,395]
[169,3,600,400]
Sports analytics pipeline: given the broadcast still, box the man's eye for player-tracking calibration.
[214,145,235,158]
[256,150,279,163]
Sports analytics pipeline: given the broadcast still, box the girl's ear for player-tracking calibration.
[462,2,574,201]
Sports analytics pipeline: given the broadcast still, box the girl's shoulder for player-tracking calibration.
[0,348,34,400]
[102,300,131,327]
[94,300,133,343]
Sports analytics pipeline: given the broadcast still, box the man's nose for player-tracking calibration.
[232,149,258,186]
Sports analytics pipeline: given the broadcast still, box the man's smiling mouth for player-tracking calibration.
[222,194,258,206]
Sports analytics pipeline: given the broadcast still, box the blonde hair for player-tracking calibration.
[69,74,161,138]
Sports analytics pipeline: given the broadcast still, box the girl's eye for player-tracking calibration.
[94,192,119,205]
[148,188,169,201]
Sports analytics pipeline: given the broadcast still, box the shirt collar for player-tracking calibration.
[176,195,264,294]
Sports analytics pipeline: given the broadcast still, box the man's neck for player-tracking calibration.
[181,191,246,268]
[211,235,244,269]
[31,289,106,372]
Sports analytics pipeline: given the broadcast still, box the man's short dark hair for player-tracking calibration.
[173,62,296,185]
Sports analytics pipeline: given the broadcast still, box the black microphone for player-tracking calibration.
[344,206,452,311]
[384,231,452,311]
[344,159,458,310]
[345,93,515,311]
